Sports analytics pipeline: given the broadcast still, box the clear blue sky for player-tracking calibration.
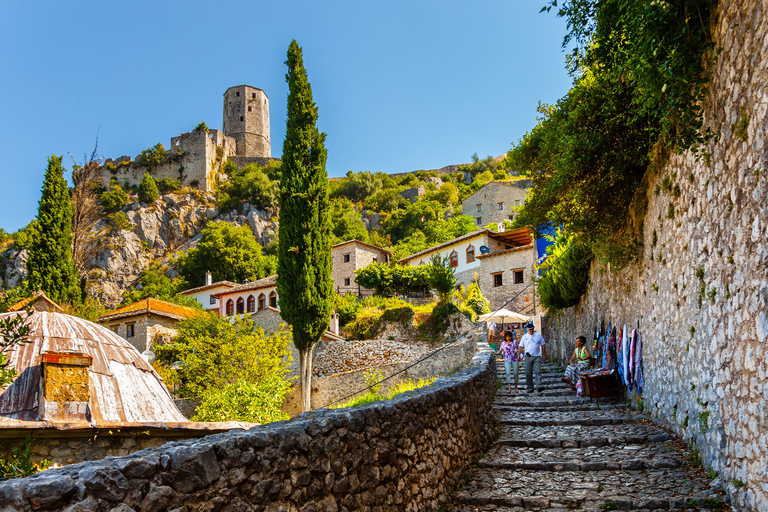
[0,1,572,233]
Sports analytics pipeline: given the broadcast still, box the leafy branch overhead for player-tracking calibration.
[511,0,715,266]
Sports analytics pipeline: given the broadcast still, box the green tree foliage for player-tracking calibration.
[383,200,444,241]
[277,40,334,412]
[100,185,129,214]
[8,222,37,251]
[331,171,383,202]
[363,188,407,213]
[0,229,10,245]
[454,278,491,321]
[330,198,369,244]
[177,221,276,287]
[426,182,460,208]
[154,315,292,423]
[193,121,209,132]
[220,161,280,210]
[536,231,593,310]
[136,143,168,171]
[121,267,199,309]
[0,306,33,388]
[355,263,430,296]
[138,173,159,204]
[26,156,80,304]
[512,0,715,264]
[425,255,457,305]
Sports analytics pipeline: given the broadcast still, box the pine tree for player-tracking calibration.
[26,155,80,304]
[138,173,159,203]
[277,40,333,412]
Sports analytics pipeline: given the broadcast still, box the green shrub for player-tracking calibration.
[192,377,290,424]
[156,177,181,194]
[136,143,168,170]
[417,302,461,343]
[537,231,593,311]
[0,436,49,480]
[426,255,457,305]
[100,185,129,214]
[193,121,209,132]
[334,293,361,328]
[108,211,132,233]
[138,173,159,203]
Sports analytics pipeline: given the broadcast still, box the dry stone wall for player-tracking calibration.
[0,344,496,512]
[544,2,768,510]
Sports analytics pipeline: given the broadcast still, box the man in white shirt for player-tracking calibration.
[518,323,546,393]
[487,321,497,345]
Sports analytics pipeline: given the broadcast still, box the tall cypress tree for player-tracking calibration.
[26,155,80,304]
[277,40,333,412]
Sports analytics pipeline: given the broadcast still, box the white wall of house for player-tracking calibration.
[182,285,235,312]
[403,233,489,277]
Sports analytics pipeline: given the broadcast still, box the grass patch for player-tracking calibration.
[330,375,437,409]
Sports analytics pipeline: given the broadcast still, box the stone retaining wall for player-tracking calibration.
[0,343,497,512]
[544,2,767,510]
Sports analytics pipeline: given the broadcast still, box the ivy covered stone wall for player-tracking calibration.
[545,2,768,510]
[0,345,496,511]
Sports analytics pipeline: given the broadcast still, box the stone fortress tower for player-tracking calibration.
[223,85,271,158]
[99,85,273,193]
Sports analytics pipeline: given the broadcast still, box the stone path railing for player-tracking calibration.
[0,338,497,512]
[452,361,733,511]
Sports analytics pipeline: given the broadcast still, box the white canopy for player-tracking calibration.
[478,308,530,324]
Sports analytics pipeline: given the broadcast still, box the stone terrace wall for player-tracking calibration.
[544,2,768,510]
[0,345,497,512]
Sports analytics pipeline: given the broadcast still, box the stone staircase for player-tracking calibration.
[452,361,731,511]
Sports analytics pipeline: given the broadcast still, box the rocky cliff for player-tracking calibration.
[1,192,277,308]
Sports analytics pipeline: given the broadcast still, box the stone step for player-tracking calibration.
[498,410,646,426]
[454,467,726,511]
[498,422,671,447]
[493,403,627,413]
[477,442,681,471]
[493,396,617,408]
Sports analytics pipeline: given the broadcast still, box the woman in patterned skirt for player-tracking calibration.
[562,336,591,391]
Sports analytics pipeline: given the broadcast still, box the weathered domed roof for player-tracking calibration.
[0,311,188,425]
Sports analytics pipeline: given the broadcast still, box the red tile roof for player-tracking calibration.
[97,298,204,323]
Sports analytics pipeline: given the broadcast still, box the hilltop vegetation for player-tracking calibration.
[0,150,522,313]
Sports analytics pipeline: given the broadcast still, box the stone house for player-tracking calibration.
[96,298,204,353]
[99,85,274,193]
[400,227,539,312]
[213,275,278,317]
[332,240,392,295]
[7,291,63,313]
[462,181,529,227]
[212,275,343,339]
[177,271,237,314]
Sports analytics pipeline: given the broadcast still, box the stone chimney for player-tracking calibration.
[329,312,339,335]
[205,271,212,286]
[39,352,93,422]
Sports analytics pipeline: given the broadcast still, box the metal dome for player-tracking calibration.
[0,311,188,426]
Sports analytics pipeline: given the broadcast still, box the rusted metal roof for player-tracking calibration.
[96,298,205,323]
[0,311,190,426]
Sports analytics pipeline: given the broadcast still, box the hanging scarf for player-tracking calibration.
[634,327,644,394]
[608,326,618,370]
[628,328,636,387]
[621,324,629,386]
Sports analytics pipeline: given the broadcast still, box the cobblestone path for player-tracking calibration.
[452,361,731,511]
